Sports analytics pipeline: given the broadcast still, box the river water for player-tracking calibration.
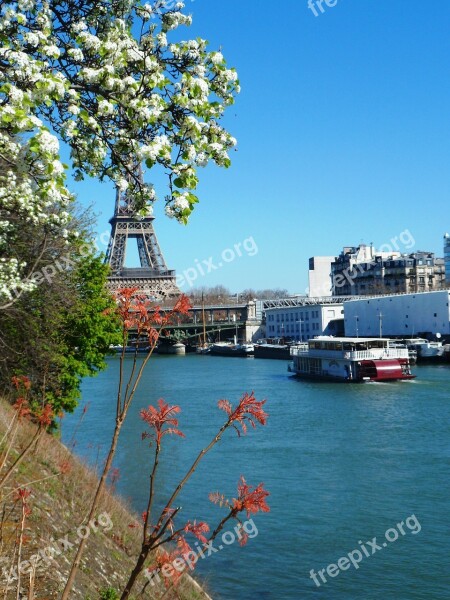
[62,355,450,600]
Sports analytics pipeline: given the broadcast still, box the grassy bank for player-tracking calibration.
[0,397,212,600]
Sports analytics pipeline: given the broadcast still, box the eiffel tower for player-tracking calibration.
[105,166,180,299]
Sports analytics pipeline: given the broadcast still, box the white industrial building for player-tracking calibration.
[344,290,450,338]
[265,300,344,341]
[308,256,335,297]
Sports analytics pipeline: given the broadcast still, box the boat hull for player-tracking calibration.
[289,372,415,383]
[210,344,254,357]
[289,367,416,383]
[289,357,415,382]
[254,345,290,360]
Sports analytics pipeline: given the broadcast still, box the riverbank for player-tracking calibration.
[0,396,212,599]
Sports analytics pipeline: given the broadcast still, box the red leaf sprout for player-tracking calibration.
[140,399,185,445]
[218,392,268,435]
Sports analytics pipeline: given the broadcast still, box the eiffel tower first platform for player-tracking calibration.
[105,169,180,300]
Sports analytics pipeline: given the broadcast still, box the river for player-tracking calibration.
[62,355,450,600]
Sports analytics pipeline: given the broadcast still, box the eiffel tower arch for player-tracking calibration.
[105,167,180,299]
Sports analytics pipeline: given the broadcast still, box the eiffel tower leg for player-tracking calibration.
[137,237,150,268]
[106,229,127,273]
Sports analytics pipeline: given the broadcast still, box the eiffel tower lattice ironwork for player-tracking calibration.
[105,166,180,299]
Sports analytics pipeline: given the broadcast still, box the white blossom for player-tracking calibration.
[43,44,60,59]
[24,31,39,47]
[211,52,224,65]
[68,47,84,61]
[36,131,59,155]
[98,100,114,116]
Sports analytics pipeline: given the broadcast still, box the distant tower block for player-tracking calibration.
[105,166,179,299]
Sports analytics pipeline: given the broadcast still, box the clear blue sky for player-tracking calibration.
[71,0,450,294]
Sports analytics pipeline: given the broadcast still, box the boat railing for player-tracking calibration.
[346,349,409,360]
[290,347,409,360]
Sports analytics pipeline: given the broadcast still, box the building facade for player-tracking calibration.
[445,233,450,284]
[308,256,335,297]
[265,302,344,341]
[343,291,450,337]
[332,245,445,296]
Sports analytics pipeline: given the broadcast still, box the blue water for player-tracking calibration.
[62,356,450,600]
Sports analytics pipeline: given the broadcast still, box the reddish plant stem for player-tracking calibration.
[0,421,19,473]
[0,428,42,490]
[120,418,234,600]
[60,415,123,600]
[208,510,237,543]
[16,499,27,600]
[0,412,18,449]
[143,441,160,543]
[61,331,160,599]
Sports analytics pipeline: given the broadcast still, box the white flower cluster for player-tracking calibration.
[0,258,35,301]
[0,0,240,250]
[140,135,172,163]
[162,11,192,32]
[0,1,74,298]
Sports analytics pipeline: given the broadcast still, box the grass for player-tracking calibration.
[0,397,213,600]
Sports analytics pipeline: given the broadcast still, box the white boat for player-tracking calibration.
[402,338,444,359]
[196,344,211,354]
[289,337,415,382]
[210,341,254,357]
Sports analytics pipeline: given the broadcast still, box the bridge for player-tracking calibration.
[152,300,263,344]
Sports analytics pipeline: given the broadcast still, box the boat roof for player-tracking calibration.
[312,337,392,343]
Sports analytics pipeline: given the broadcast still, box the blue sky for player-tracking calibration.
[71,0,450,294]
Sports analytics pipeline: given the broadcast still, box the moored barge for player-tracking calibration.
[289,337,415,382]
